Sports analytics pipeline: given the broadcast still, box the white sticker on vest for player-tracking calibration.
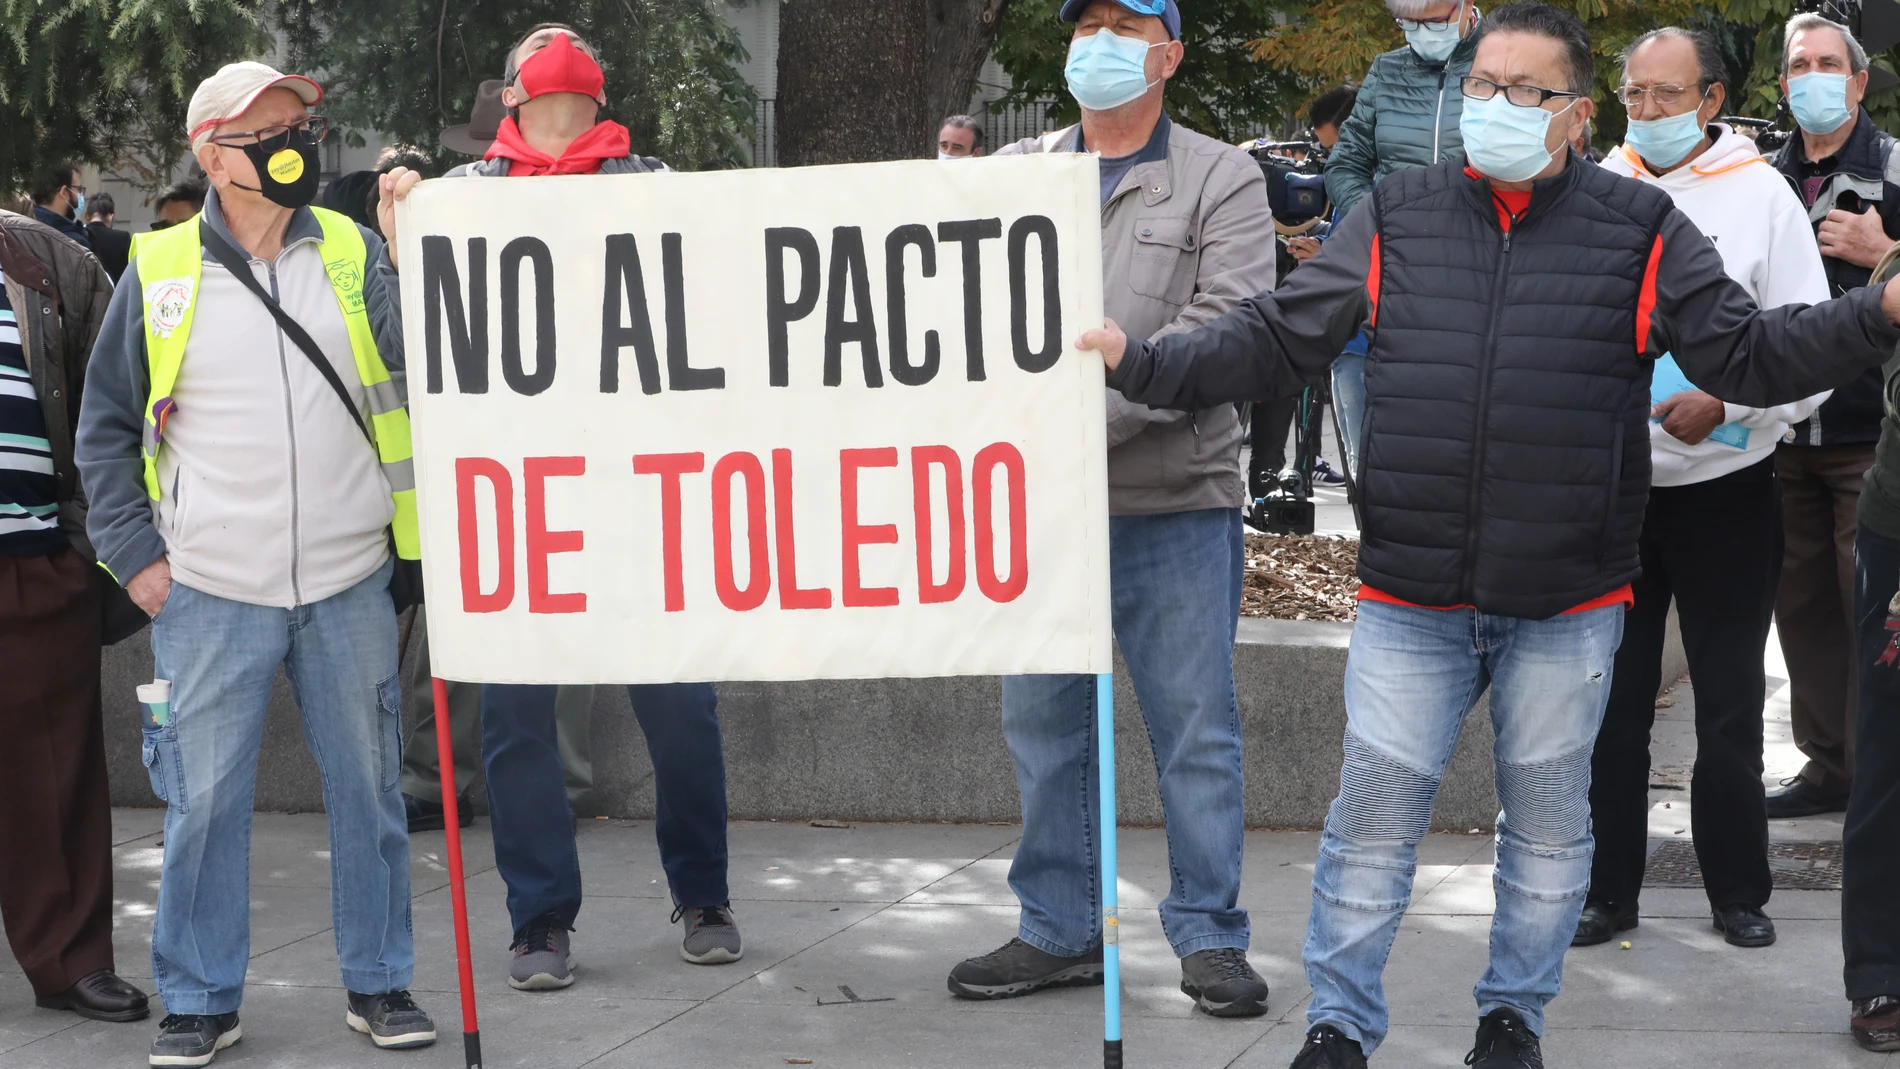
[144,277,195,339]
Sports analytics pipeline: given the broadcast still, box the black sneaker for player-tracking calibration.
[404,792,474,833]
[1312,458,1348,486]
[946,938,1104,1000]
[1179,947,1270,1017]
[1465,1008,1543,1068]
[346,989,437,1049]
[148,1012,241,1068]
[1291,1025,1368,1069]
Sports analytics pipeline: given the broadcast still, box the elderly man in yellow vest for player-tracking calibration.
[74,62,433,1068]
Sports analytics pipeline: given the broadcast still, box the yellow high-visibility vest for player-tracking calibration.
[133,208,418,559]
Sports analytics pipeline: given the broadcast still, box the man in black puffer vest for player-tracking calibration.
[1083,6,1900,1068]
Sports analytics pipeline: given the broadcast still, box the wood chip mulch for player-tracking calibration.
[1242,533,1360,621]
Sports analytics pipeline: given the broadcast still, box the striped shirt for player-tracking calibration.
[0,267,63,555]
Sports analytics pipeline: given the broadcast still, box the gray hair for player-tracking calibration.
[1385,0,1459,18]
[1783,12,1867,76]
[939,114,984,146]
[1621,27,1727,95]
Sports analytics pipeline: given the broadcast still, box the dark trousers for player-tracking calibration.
[1776,443,1874,794]
[482,682,729,935]
[0,550,117,993]
[1846,524,1900,999]
[1589,459,1778,912]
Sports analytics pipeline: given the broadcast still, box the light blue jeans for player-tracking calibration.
[1307,598,1623,1053]
[1002,507,1248,958]
[147,560,412,1014]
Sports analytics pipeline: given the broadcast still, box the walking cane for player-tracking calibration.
[432,677,483,1069]
[1098,672,1122,1068]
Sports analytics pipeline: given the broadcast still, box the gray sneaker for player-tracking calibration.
[1180,947,1270,1017]
[947,938,1104,1000]
[508,914,575,991]
[675,904,744,964]
[148,1013,240,1068]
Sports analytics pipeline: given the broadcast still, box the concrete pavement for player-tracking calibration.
[0,781,1877,1069]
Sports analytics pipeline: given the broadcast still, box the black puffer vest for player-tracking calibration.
[1357,158,1672,619]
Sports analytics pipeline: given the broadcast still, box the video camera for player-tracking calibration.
[1245,139,1331,242]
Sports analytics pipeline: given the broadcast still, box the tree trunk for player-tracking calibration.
[924,0,1011,134]
[778,0,929,165]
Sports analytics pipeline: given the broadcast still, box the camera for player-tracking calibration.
[1248,466,1316,536]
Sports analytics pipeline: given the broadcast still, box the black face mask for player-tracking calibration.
[233,128,320,209]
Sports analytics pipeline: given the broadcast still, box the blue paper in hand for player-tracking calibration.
[1651,353,1750,450]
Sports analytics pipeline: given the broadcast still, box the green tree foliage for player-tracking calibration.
[1721,0,1900,134]
[0,0,271,196]
[989,0,1311,141]
[277,0,756,171]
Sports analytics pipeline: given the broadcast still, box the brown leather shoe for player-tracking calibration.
[1853,995,1900,1052]
[35,969,150,1023]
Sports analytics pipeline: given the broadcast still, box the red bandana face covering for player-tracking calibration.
[515,32,604,100]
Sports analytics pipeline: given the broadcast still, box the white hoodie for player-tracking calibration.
[1603,125,1831,487]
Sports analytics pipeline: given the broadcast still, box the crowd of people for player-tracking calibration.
[3,0,1900,1067]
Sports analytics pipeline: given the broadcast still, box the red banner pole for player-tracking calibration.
[432,676,483,1069]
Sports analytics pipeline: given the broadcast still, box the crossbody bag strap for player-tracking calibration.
[197,218,373,446]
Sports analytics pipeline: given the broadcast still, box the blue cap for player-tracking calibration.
[1058,0,1181,41]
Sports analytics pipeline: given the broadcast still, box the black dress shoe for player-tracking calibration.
[403,792,474,833]
[1764,776,1849,818]
[1712,904,1776,947]
[1572,902,1638,946]
[1852,995,1900,1052]
[35,969,150,1022]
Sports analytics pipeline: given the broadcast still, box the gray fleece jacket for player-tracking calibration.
[75,187,406,608]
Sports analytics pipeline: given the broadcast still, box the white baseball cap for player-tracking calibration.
[187,61,323,149]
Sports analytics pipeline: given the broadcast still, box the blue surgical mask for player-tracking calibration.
[1406,20,1463,64]
[1624,102,1707,170]
[71,190,85,220]
[1065,29,1164,113]
[1460,93,1578,183]
[1788,72,1853,135]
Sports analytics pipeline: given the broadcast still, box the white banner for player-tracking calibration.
[398,155,1112,685]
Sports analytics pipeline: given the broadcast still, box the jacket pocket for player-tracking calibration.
[166,466,191,549]
[1599,426,1625,561]
[1128,214,1198,305]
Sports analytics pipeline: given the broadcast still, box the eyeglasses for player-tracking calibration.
[1616,84,1706,107]
[209,117,330,152]
[1461,77,1580,108]
[1395,12,1460,30]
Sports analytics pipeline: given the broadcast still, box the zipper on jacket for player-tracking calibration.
[1433,69,1448,163]
[268,260,305,607]
[1460,222,1513,600]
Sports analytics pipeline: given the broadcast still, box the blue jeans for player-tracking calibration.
[1002,507,1247,958]
[147,560,411,1014]
[482,682,727,935]
[1307,599,1623,1053]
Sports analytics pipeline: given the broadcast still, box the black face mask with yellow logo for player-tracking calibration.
[235,128,320,209]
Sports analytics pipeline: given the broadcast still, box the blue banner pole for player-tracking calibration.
[1098,672,1122,1068]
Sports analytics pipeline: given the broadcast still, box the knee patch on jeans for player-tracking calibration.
[1495,744,1593,847]
[1330,731,1439,843]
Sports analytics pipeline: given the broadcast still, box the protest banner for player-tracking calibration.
[398,154,1124,1069]
[398,154,1113,686]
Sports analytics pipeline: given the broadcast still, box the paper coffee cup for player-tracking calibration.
[136,680,171,704]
